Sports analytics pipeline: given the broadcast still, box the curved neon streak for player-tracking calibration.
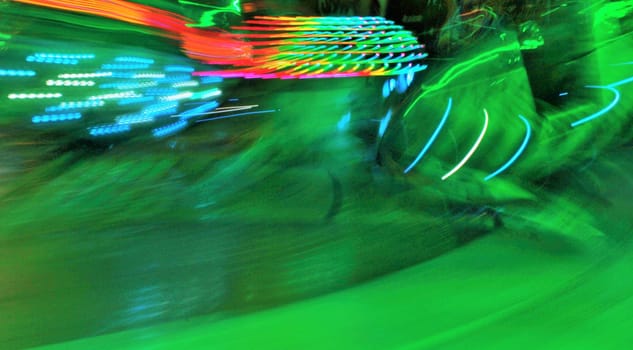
[441,108,489,181]
[570,85,620,127]
[607,75,633,88]
[403,98,452,174]
[484,115,531,181]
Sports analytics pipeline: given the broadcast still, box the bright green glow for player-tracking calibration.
[608,75,633,88]
[594,1,633,22]
[191,88,222,99]
[404,42,519,118]
[441,109,489,181]
[182,0,241,27]
[0,32,10,46]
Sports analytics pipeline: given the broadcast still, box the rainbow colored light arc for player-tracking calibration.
[13,0,427,80]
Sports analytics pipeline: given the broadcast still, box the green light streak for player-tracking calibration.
[404,43,518,118]
[182,0,241,28]
[0,32,11,46]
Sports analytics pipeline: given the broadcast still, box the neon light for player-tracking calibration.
[46,79,95,87]
[404,44,517,118]
[406,71,414,87]
[157,74,192,83]
[172,80,200,88]
[144,88,178,96]
[116,113,154,125]
[141,102,179,117]
[403,98,453,174]
[382,80,392,99]
[153,120,188,138]
[58,72,112,79]
[114,56,155,64]
[99,81,158,89]
[159,91,194,101]
[441,108,489,181]
[88,91,140,100]
[8,93,62,99]
[195,109,277,123]
[46,100,105,112]
[132,73,166,79]
[165,65,195,73]
[571,86,620,127]
[117,96,156,106]
[101,63,151,70]
[378,109,392,137]
[89,124,131,136]
[179,101,220,119]
[32,112,81,124]
[0,69,36,77]
[14,0,425,79]
[337,111,351,131]
[485,115,531,181]
[183,0,242,27]
[26,56,78,65]
[34,53,94,59]
[199,76,223,84]
[607,76,633,88]
[192,88,222,100]
[193,104,258,115]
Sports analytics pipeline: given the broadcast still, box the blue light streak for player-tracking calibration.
[381,80,390,99]
[403,98,453,174]
[164,65,194,73]
[27,56,78,65]
[34,53,94,59]
[101,63,151,70]
[32,112,82,124]
[179,101,220,119]
[0,69,36,77]
[378,109,392,137]
[117,96,156,106]
[114,56,155,64]
[152,120,188,138]
[570,85,620,127]
[484,115,531,181]
[337,111,351,131]
[200,76,224,84]
[141,102,179,118]
[89,124,131,136]
[607,76,633,88]
[46,100,104,112]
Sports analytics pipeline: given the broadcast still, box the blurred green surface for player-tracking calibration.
[1,0,633,349]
